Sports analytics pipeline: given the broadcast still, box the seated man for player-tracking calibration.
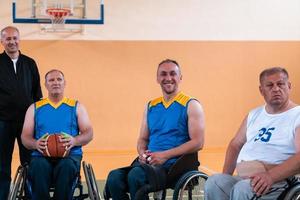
[21,69,93,200]
[204,67,300,199]
[105,59,205,200]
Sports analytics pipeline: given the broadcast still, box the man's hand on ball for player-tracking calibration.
[36,137,47,154]
[60,134,77,151]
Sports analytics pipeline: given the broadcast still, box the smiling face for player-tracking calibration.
[259,72,291,108]
[45,70,66,98]
[1,27,20,58]
[157,61,182,97]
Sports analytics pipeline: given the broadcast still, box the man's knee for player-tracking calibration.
[205,173,242,200]
[54,158,79,184]
[205,174,230,191]
[230,179,253,198]
[107,169,126,187]
[57,158,77,172]
[127,166,146,185]
[205,174,216,191]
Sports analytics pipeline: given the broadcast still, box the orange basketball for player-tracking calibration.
[42,133,69,158]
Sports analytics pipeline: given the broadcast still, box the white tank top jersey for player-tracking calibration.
[237,105,300,165]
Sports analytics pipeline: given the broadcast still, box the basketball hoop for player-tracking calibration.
[46,8,70,29]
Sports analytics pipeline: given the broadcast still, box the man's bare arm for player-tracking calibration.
[21,104,47,153]
[137,105,150,163]
[222,116,247,175]
[63,102,93,150]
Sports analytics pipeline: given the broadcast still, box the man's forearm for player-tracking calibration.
[223,144,240,174]
[269,153,300,183]
[163,139,202,160]
[22,136,37,150]
[137,138,148,155]
[75,130,93,146]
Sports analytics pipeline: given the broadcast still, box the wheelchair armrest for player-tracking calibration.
[167,152,200,184]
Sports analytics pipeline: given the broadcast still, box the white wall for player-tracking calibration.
[1,0,300,40]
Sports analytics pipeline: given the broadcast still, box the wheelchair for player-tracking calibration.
[283,184,300,200]
[8,161,101,200]
[278,176,300,200]
[104,152,208,200]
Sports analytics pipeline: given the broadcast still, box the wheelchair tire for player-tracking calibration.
[172,170,208,200]
[283,183,300,200]
[83,161,101,200]
[8,166,27,200]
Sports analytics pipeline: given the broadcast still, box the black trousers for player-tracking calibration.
[0,120,31,200]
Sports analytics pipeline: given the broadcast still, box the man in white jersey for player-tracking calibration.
[204,67,300,200]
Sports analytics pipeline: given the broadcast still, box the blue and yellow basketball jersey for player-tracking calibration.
[32,97,81,156]
[147,92,194,168]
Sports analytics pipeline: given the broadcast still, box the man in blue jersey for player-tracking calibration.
[105,59,205,200]
[21,69,93,200]
[204,67,300,200]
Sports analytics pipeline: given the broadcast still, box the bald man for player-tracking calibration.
[0,26,42,199]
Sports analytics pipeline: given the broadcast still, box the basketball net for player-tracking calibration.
[46,8,70,30]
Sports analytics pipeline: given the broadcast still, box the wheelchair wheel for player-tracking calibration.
[283,184,300,200]
[82,161,101,200]
[172,171,208,200]
[8,165,27,200]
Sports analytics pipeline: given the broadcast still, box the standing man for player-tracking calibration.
[0,26,42,199]
[21,69,93,200]
[105,59,205,199]
[205,67,300,199]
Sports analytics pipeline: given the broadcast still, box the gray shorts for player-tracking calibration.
[204,173,289,200]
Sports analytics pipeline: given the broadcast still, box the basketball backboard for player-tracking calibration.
[12,0,104,25]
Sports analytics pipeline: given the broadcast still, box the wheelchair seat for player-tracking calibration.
[104,152,208,200]
[8,161,101,200]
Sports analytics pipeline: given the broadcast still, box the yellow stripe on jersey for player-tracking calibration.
[176,93,192,107]
[63,98,76,107]
[149,97,163,108]
[149,92,192,109]
[35,98,49,109]
[35,97,76,109]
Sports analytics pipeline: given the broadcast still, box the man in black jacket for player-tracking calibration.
[0,26,42,199]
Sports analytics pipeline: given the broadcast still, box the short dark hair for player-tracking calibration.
[0,26,19,39]
[45,69,65,80]
[157,59,181,74]
[259,67,289,84]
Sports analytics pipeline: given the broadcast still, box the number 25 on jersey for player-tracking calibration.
[254,127,275,142]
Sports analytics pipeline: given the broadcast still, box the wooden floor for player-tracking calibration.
[11,147,226,181]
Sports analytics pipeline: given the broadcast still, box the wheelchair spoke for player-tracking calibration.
[178,176,205,200]
[173,171,208,200]
[88,163,101,200]
[83,161,101,200]
[8,166,26,200]
[283,183,300,200]
[291,192,300,200]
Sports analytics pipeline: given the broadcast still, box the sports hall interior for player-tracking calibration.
[1,0,300,187]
